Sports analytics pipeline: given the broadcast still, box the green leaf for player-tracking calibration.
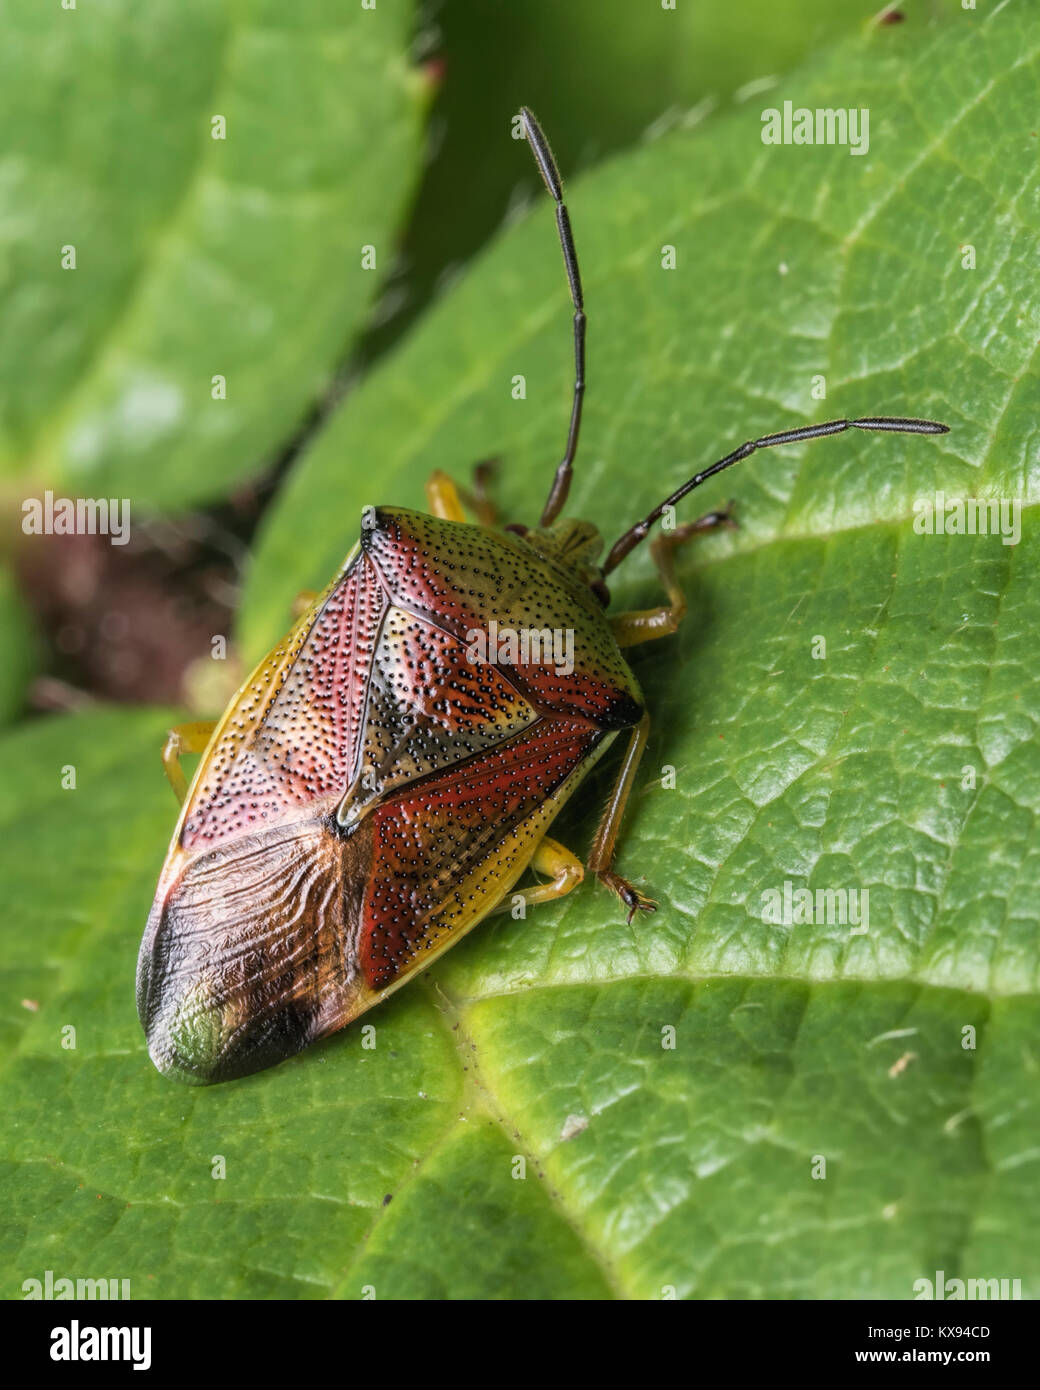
[385,0,934,356]
[0,567,37,726]
[0,0,424,510]
[4,8,1040,1300]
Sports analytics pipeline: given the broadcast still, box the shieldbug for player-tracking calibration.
[137,108,948,1083]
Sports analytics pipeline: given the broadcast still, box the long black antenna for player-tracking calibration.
[521,107,586,528]
[602,415,950,575]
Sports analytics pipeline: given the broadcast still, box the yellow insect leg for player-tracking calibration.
[609,506,736,648]
[161,721,218,805]
[426,460,498,526]
[425,471,468,522]
[489,835,584,916]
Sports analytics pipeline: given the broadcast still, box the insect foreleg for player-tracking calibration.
[464,457,498,528]
[425,460,499,526]
[610,506,737,648]
[425,470,469,521]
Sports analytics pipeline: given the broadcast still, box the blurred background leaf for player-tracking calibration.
[0,0,425,510]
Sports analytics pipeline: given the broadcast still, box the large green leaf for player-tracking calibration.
[0,0,424,510]
[4,7,1040,1299]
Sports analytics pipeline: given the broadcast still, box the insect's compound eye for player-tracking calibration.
[504,523,528,536]
[591,578,611,608]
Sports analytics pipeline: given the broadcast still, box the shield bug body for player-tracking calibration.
[138,108,948,1083]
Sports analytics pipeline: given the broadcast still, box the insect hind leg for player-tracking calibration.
[487,835,583,916]
[587,712,657,923]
